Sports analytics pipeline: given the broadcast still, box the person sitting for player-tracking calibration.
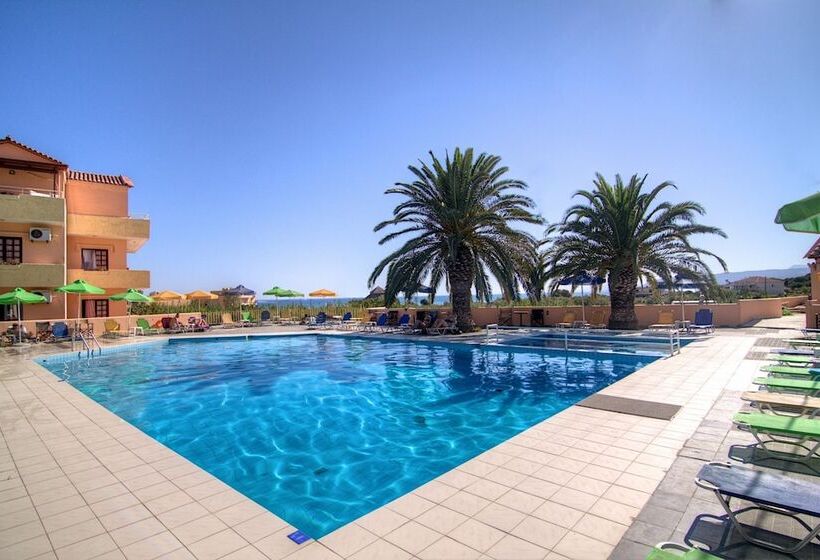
[419,314,436,335]
[188,315,210,331]
[171,313,188,331]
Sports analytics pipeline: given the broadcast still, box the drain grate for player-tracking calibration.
[753,336,789,348]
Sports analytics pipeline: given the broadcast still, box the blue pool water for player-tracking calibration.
[39,335,656,537]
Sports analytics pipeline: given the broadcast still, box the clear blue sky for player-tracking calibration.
[2,1,818,297]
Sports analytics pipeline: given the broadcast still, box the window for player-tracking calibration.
[0,236,22,264]
[81,248,108,271]
[82,299,109,318]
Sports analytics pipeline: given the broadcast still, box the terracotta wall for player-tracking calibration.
[0,165,57,193]
[0,222,65,264]
[0,312,200,336]
[781,295,808,308]
[66,180,128,216]
[383,299,787,329]
[66,236,127,269]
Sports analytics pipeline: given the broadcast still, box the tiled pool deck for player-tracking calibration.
[0,325,772,559]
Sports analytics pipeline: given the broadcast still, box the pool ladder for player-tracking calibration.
[485,323,500,344]
[668,329,681,356]
[77,332,102,358]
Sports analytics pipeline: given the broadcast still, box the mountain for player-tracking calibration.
[715,265,808,284]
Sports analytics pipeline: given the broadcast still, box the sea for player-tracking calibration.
[256,295,462,308]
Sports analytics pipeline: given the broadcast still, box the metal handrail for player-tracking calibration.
[77,331,102,358]
[486,323,499,343]
[669,329,681,356]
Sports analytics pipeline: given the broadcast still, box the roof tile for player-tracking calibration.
[0,135,67,166]
[68,170,134,187]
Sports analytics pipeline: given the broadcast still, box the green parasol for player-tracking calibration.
[56,280,106,344]
[775,192,820,233]
[263,286,304,318]
[0,288,47,342]
[110,289,153,334]
[109,288,153,303]
[263,287,302,297]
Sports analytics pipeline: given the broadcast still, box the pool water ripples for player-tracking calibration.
[39,334,655,537]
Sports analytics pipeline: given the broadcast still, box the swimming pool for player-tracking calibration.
[38,334,656,538]
[501,329,694,355]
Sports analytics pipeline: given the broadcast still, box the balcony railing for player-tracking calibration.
[67,269,150,289]
[0,263,65,287]
[0,191,65,225]
[0,184,60,198]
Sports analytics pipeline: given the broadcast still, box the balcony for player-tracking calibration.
[67,269,150,289]
[0,263,64,287]
[67,213,150,252]
[0,192,64,225]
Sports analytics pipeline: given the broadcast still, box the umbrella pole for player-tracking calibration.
[18,302,22,344]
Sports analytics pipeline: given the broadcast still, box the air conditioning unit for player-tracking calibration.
[32,290,52,303]
[29,227,52,242]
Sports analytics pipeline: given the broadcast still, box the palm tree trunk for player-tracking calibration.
[448,251,475,332]
[607,262,638,330]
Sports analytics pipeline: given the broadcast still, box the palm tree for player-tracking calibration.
[370,148,542,332]
[516,240,550,303]
[549,173,727,330]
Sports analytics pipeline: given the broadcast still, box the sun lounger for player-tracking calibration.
[761,364,820,379]
[50,322,70,341]
[787,338,820,348]
[649,310,676,330]
[768,353,820,365]
[741,391,820,418]
[307,312,328,330]
[103,319,121,338]
[220,313,237,328]
[161,317,187,333]
[135,318,161,335]
[754,376,820,396]
[430,316,458,335]
[646,542,719,560]
[34,322,51,342]
[689,309,714,334]
[240,310,257,327]
[773,348,814,356]
[733,411,820,462]
[555,312,576,328]
[695,462,820,553]
[340,312,360,330]
[391,313,412,333]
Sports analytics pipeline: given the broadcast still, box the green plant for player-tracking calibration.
[369,148,542,332]
[549,173,727,329]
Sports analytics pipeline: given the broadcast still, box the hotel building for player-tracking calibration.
[0,136,149,321]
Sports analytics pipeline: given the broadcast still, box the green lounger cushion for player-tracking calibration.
[770,354,819,364]
[786,338,820,346]
[754,377,820,391]
[761,365,820,377]
[734,411,820,438]
[647,546,719,560]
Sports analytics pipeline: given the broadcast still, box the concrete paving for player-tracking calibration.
[0,325,773,559]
